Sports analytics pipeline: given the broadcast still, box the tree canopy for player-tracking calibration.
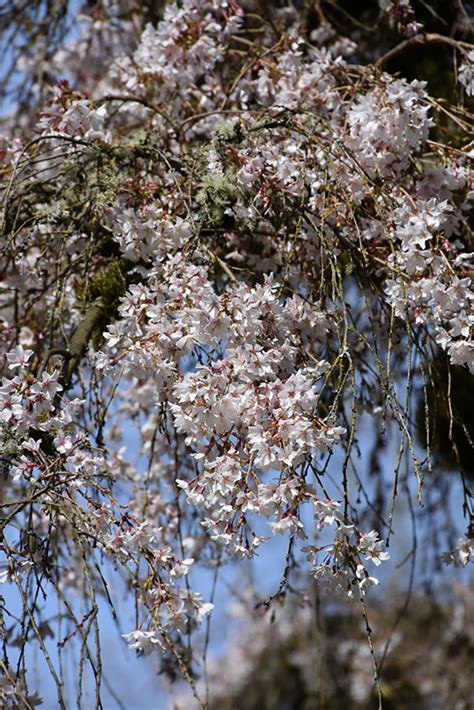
[0,1,473,707]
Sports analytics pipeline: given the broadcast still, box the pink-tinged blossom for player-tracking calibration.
[442,537,474,567]
[458,51,474,96]
[358,530,390,566]
[169,558,194,578]
[0,560,33,583]
[355,564,380,594]
[345,77,433,177]
[0,387,24,423]
[6,345,34,370]
[313,497,341,527]
[304,525,389,598]
[122,629,164,655]
[37,86,112,142]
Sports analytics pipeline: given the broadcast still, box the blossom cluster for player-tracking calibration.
[305,504,390,597]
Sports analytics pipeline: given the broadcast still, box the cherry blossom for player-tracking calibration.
[458,50,474,96]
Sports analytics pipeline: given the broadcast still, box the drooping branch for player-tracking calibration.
[376,32,474,68]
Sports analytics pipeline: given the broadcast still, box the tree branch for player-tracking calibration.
[376,33,474,68]
[63,301,105,388]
